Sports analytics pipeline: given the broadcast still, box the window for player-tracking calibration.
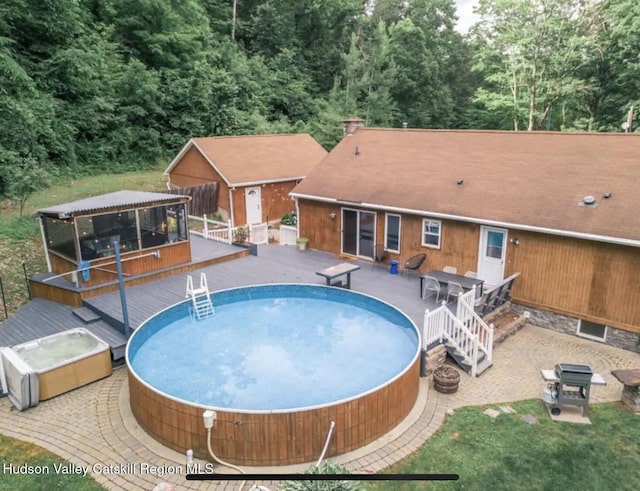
[77,211,139,260]
[422,219,441,248]
[577,319,607,342]
[43,217,76,259]
[486,230,504,259]
[384,214,401,253]
[138,204,188,249]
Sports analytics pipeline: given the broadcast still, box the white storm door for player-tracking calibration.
[477,226,507,286]
[245,187,262,224]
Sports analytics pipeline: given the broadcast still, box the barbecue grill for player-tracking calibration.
[553,363,593,416]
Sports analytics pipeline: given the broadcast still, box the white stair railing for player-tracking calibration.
[186,273,214,320]
[423,301,479,373]
[423,287,495,377]
[457,286,494,370]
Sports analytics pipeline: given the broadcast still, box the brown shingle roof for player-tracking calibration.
[166,134,327,185]
[291,128,640,243]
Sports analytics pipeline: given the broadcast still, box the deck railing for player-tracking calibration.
[279,224,298,246]
[188,215,233,244]
[423,302,478,373]
[249,222,268,245]
[423,286,494,377]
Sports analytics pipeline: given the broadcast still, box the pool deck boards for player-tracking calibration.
[1,242,446,361]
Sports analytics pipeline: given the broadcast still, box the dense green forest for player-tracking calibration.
[1,0,639,204]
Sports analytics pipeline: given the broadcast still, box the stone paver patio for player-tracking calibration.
[0,323,637,490]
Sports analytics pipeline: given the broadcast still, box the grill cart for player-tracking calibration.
[540,364,606,417]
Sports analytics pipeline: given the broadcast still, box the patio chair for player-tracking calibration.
[446,281,464,303]
[371,244,388,269]
[464,271,478,279]
[403,253,426,277]
[421,275,442,302]
[443,266,457,274]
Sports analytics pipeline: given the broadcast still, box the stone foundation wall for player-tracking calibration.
[621,385,640,413]
[512,303,640,353]
[423,344,447,376]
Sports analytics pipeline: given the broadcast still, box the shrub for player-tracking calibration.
[278,461,362,491]
[281,212,297,226]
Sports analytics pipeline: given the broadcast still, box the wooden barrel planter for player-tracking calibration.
[433,365,461,394]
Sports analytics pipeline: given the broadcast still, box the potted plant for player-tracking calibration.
[433,365,461,394]
[232,226,258,256]
[296,237,309,251]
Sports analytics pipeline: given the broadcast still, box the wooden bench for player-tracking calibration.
[316,263,361,289]
[475,272,521,316]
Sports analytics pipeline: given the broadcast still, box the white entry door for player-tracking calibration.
[477,226,507,286]
[244,187,262,225]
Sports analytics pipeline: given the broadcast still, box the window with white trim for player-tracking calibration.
[422,219,441,248]
[577,319,607,342]
[384,214,401,253]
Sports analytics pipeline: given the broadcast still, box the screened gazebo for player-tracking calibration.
[34,190,191,288]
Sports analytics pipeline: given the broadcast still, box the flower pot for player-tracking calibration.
[296,238,308,251]
[433,365,461,394]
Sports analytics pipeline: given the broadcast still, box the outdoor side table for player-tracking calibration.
[316,263,360,289]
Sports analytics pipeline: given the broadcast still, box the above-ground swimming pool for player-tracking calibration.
[127,284,421,465]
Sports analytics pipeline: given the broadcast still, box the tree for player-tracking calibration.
[471,0,592,131]
[386,0,468,128]
[1,156,52,216]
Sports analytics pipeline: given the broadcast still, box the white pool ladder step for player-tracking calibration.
[186,273,214,320]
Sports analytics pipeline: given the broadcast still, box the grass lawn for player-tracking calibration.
[0,167,166,315]
[367,399,639,491]
[0,434,105,490]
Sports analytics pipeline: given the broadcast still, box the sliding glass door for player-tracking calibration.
[341,208,376,258]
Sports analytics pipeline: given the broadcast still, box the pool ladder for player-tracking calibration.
[186,273,214,320]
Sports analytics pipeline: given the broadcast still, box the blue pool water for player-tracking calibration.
[127,285,419,411]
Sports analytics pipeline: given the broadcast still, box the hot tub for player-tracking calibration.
[7,328,112,404]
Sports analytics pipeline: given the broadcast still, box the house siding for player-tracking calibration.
[299,198,640,336]
[233,181,299,227]
[507,231,640,334]
[168,146,230,218]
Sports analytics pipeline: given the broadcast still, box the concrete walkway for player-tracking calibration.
[0,324,637,490]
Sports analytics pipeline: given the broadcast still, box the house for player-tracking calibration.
[164,134,328,227]
[290,124,640,352]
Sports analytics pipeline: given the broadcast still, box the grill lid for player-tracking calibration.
[555,363,593,375]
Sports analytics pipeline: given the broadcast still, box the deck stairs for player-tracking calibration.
[185,273,214,320]
[422,287,494,377]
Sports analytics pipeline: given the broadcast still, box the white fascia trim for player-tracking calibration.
[290,193,640,248]
[230,176,305,188]
[163,140,193,175]
[164,140,233,188]
[190,141,232,187]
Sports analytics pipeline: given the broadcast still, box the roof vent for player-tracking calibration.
[579,195,597,207]
[603,192,612,199]
[457,179,464,185]
[355,146,360,156]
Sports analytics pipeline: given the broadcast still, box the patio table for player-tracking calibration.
[316,262,360,289]
[420,270,484,299]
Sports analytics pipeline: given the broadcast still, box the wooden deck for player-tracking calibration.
[0,298,128,360]
[84,245,446,356]
[0,237,246,359]
[28,236,247,307]
[1,241,450,361]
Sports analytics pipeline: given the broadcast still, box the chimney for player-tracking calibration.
[343,117,365,136]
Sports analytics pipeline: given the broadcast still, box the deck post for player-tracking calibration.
[114,241,131,338]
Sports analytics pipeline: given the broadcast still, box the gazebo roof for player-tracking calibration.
[35,190,189,219]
